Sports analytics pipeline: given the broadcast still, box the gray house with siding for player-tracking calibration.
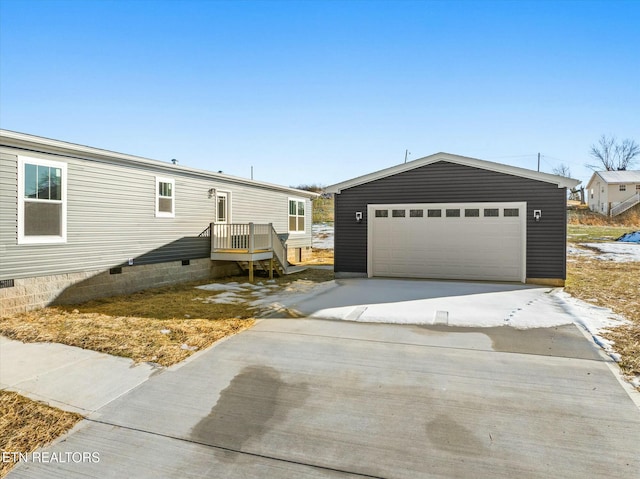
[326,152,580,286]
[0,130,317,314]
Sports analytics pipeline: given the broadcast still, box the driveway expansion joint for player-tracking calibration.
[84,418,388,479]
[248,327,610,362]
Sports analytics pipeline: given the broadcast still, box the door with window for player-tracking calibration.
[215,192,231,248]
[216,192,228,225]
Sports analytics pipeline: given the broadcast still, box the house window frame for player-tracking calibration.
[155,177,175,218]
[18,156,68,245]
[619,184,626,192]
[288,198,306,234]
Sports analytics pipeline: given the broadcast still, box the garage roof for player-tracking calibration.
[326,152,581,193]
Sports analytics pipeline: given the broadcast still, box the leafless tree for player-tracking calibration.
[587,135,640,171]
[553,163,571,177]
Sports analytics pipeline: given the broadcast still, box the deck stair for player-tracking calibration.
[610,193,640,217]
[202,223,305,281]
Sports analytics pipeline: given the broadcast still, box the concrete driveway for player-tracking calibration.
[277,278,590,329]
[9,282,640,478]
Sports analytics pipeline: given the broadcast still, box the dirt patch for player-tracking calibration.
[296,249,334,266]
[565,254,640,380]
[0,391,83,478]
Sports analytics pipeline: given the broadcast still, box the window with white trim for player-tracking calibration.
[156,178,175,217]
[288,199,305,233]
[18,156,67,244]
[619,184,626,192]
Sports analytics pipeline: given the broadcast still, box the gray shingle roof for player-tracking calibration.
[596,170,640,183]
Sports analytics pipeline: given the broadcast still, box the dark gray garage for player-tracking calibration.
[326,153,580,285]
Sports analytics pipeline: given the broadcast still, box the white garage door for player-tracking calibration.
[368,202,526,282]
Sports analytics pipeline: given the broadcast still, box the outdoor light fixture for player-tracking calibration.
[533,210,542,222]
[355,211,363,223]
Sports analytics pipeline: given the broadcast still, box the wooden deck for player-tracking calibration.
[205,223,290,281]
[210,249,273,262]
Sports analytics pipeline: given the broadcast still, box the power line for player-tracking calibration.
[485,154,538,160]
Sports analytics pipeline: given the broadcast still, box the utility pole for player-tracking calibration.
[404,149,410,163]
[537,153,540,172]
[251,166,253,180]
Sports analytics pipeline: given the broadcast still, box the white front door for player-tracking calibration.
[216,192,229,225]
[368,202,526,282]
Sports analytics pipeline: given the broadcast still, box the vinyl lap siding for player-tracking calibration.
[334,161,568,280]
[210,187,312,248]
[0,147,312,281]
[0,153,18,262]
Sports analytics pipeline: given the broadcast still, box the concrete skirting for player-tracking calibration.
[0,259,241,315]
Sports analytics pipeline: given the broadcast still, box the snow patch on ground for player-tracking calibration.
[567,245,594,257]
[312,222,334,249]
[579,242,640,262]
[292,285,576,329]
[554,291,629,361]
[194,279,339,316]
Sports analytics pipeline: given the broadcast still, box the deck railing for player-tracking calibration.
[270,227,287,265]
[210,223,289,278]
[211,223,273,251]
[611,192,640,216]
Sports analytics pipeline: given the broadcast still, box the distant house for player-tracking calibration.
[0,130,317,314]
[586,170,640,216]
[326,152,580,286]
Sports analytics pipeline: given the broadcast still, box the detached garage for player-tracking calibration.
[326,153,580,286]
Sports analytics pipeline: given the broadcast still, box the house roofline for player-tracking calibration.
[586,171,604,189]
[586,170,640,188]
[326,152,581,193]
[0,129,319,199]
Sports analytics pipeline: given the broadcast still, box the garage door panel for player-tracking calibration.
[369,203,525,282]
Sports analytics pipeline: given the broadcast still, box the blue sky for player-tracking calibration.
[1,0,638,187]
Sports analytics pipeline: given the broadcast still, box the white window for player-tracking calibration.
[288,198,305,233]
[156,177,175,217]
[636,184,640,191]
[619,184,626,192]
[18,156,67,244]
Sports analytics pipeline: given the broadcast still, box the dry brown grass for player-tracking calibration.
[565,254,640,379]
[0,391,82,478]
[568,206,640,226]
[567,224,633,243]
[0,269,334,367]
[0,268,336,477]
[0,310,254,366]
[298,248,335,266]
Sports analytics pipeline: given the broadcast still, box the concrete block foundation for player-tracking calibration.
[0,259,241,316]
